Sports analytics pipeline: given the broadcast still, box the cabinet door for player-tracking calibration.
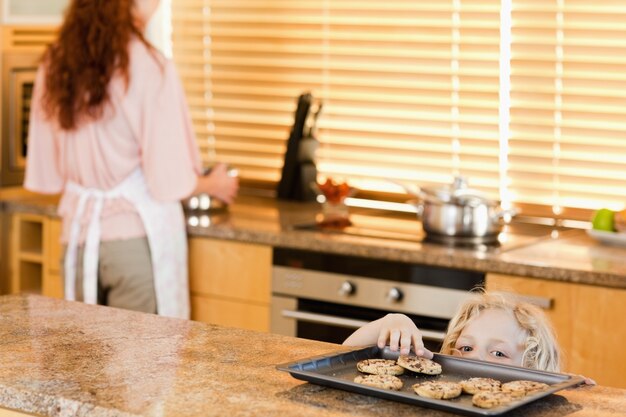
[44,218,63,299]
[8,213,63,298]
[486,273,626,389]
[0,210,8,294]
[9,213,45,294]
[188,237,272,331]
[190,296,270,332]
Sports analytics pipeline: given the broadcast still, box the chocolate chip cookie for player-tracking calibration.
[356,359,404,376]
[412,381,462,399]
[397,355,442,375]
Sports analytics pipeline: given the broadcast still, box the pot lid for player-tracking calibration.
[421,177,497,206]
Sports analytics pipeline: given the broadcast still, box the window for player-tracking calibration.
[509,0,626,217]
[171,0,626,219]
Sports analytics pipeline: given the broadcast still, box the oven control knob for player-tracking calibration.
[386,287,403,303]
[338,281,356,297]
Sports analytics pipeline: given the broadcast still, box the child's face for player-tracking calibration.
[453,308,527,367]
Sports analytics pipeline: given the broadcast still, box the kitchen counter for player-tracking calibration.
[2,188,626,289]
[0,187,59,212]
[0,294,623,417]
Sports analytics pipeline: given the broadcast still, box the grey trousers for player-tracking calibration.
[69,237,157,314]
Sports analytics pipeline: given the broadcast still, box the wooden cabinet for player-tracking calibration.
[188,237,272,332]
[8,217,274,333]
[0,209,8,294]
[45,217,63,298]
[8,213,63,298]
[486,273,626,389]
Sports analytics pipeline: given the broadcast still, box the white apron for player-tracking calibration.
[63,168,190,319]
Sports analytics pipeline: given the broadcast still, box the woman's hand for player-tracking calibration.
[343,313,433,358]
[195,163,239,204]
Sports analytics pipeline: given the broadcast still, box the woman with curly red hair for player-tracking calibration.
[24,0,238,318]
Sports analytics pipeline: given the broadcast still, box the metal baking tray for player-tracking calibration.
[277,346,584,416]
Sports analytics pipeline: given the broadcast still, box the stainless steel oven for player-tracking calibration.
[271,248,485,351]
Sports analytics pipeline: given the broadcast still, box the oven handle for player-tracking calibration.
[281,309,446,342]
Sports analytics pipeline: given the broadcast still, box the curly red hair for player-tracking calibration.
[42,0,150,130]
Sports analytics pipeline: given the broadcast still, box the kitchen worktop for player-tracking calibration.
[2,187,626,289]
[0,294,623,417]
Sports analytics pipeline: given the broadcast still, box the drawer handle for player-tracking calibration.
[282,309,368,329]
[281,310,446,342]
[516,295,553,310]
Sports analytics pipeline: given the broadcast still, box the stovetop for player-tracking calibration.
[292,211,574,254]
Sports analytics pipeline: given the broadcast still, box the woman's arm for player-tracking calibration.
[343,313,434,358]
[24,66,64,194]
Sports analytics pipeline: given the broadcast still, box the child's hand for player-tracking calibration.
[376,313,434,358]
[583,377,596,385]
[565,373,596,387]
[580,375,596,385]
[343,313,433,358]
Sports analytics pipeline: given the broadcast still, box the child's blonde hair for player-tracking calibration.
[440,290,561,372]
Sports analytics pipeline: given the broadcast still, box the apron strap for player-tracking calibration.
[64,169,140,305]
[63,190,90,301]
[82,196,104,304]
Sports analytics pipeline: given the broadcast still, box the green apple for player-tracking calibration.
[592,208,615,232]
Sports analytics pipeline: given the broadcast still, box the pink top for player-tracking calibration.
[24,39,202,243]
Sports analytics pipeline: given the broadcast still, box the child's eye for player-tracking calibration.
[458,346,473,352]
[491,350,509,358]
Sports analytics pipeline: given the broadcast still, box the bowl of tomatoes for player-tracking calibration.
[313,178,357,228]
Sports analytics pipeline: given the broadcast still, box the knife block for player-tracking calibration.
[277,93,319,202]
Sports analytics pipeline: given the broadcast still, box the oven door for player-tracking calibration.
[271,295,447,352]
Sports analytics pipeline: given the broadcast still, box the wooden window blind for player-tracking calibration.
[171,0,501,195]
[509,0,626,215]
[171,0,626,216]
[311,0,501,199]
[171,0,325,183]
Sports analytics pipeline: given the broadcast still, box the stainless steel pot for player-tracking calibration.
[402,177,516,238]
[187,193,228,211]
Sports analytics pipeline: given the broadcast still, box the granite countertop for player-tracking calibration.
[0,294,623,417]
[2,187,626,289]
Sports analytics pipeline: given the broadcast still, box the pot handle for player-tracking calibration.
[492,208,519,222]
[389,179,422,199]
[407,199,424,218]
